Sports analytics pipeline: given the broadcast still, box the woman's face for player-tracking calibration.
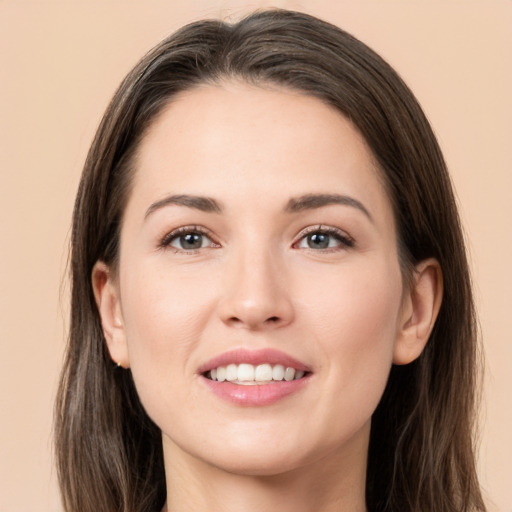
[101,82,414,476]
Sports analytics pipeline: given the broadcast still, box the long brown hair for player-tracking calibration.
[55,9,486,512]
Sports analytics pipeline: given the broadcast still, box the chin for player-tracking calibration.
[163,425,317,477]
[205,449,310,477]
[176,425,356,480]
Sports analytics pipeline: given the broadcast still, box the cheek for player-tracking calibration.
[121,259,217,346]
[302,258,403,418]
[302,254,403,344]
[118,262,218,404]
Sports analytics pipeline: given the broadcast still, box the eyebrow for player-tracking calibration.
[144,192,372,222]
[285,193,373,222]
[145,194,223,219]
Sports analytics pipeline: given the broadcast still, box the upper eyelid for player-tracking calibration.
[296,224,353,239]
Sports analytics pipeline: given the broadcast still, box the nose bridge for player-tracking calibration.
[218,234,294,329]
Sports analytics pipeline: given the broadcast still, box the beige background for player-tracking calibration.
[0,1,510,510]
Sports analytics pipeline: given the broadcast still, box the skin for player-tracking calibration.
[93,82,442,512]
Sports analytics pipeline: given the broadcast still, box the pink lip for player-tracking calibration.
[198,348,312,407]
[201,377,310,406]
[197,348,311,374]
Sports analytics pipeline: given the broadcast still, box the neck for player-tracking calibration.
[162,431,368,512]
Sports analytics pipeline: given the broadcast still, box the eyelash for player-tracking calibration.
[159,224,355,254]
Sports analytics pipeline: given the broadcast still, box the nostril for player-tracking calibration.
[267,316,280,323]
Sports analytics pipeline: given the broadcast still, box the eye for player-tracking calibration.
[171,232,209,250]
[295,227,354,251]
[161,226,218,252]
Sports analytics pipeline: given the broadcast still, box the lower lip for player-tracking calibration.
[201,376,310,406]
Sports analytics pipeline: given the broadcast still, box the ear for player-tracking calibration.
[393,258,443,365]
[91,261,130,368]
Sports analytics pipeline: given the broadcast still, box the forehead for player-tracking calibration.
[128,81,393,223]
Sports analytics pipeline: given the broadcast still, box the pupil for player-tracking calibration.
[181,233,202,249]
[308,233,329,249]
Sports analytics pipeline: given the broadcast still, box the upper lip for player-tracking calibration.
[197,348,312,374]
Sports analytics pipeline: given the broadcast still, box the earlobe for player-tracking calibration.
[91,261,130,368]
[393,258,443,365]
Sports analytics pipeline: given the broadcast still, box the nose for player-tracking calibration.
[217,246,294,331]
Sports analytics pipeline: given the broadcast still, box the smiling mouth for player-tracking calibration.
[204,363,308,384]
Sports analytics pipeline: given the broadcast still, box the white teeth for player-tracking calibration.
[238,363,255,381]
[217,366,226,382]
[226,364,238,381]
[207,363,307,383]
[272,364,285,380]
[284,367,296,381]
[255,364,273,382]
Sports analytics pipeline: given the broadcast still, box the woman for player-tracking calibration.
[54,9,486,512]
